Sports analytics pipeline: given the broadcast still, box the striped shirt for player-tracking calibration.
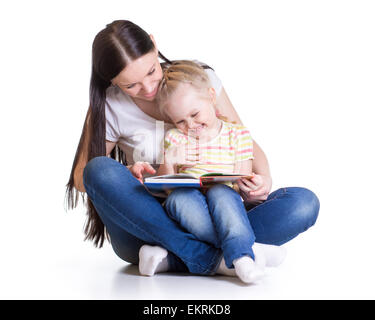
[164,120,254,182]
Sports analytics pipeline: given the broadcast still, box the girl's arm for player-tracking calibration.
[234,159,252,176]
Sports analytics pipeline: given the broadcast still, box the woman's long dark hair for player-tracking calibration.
[65,20,171,247]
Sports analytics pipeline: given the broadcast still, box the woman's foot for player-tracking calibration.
[233,256,265,284]
[138,245,169,276]
[252,243,287,267]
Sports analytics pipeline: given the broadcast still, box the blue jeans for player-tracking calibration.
[164,186,256,268]
[83,156,320,275]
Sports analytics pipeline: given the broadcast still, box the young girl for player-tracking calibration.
[148,60,280,283]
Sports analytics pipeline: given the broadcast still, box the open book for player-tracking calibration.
[144,172,253,192]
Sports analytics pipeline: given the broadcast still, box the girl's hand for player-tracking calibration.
[236,173,272,205]
[129,161,156,184]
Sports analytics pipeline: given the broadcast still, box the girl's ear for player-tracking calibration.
[208,87,217,105]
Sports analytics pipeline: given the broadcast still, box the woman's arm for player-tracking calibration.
[252,141,271,181]
[215,88,243,125]
[216,87,272,178]
[235,146,273,203]
[216,88,270,174]
[73,109,117,192]
[217,87,272,199]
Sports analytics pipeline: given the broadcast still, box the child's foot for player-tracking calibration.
[138,245,169,276]
[233,256,265,284]
[253,243,287,267]
[215,248,266,278]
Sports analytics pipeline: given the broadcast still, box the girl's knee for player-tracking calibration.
[206,184,235,198]
[166,188,202,206]
[165,188,207,221]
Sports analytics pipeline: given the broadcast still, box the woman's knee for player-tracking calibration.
[83,156,130,192]
[288,187,320,228]
[112,236,146,266]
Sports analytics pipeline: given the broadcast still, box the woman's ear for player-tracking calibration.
[149,34,158,52]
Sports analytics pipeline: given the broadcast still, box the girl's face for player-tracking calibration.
[165,83,219,138]
[111,48,163,102]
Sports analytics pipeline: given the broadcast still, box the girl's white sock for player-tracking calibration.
[252,243,287,267]
[138,245,169,276]
[216,248,266,282]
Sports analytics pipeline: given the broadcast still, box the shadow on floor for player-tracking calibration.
[115,264,250,287]
[116,264,191,277]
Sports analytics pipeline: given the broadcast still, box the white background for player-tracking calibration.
[0,0,374,299]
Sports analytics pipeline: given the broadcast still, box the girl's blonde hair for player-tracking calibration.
[157,60,212,115]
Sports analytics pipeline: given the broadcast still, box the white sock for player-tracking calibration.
[252,244,267,269]
[216,257,237,277]
[233,256,265,284]
[253,243,287,267]
[138,245,169,276]
[215,247,266,277]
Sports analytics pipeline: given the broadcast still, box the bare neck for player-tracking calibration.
[131,97,170,122]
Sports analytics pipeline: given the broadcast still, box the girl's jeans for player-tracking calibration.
[164,186,256,268]
[83,156,320,275]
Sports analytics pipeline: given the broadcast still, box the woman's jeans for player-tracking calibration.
[83,156,320,275]
[164,186,256,268]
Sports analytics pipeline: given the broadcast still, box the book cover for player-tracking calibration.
[144,173,253,192]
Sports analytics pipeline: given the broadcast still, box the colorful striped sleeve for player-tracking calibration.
[164,128,184,151]
[234,126,254,161]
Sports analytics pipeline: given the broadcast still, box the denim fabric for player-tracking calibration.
[164,185,256,268]
[83,156,320,275]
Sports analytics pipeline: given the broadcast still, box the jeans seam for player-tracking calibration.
[87,183,219,274]
[210,252,225,275]
[267,187,287,202]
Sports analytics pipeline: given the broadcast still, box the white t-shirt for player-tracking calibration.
[105,65,223,172]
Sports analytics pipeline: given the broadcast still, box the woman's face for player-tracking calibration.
[112,48,163,102]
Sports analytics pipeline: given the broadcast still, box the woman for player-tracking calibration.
[66,20,319,276]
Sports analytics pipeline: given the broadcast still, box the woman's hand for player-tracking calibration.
[236,174,272,205]
[129,161,156,184]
